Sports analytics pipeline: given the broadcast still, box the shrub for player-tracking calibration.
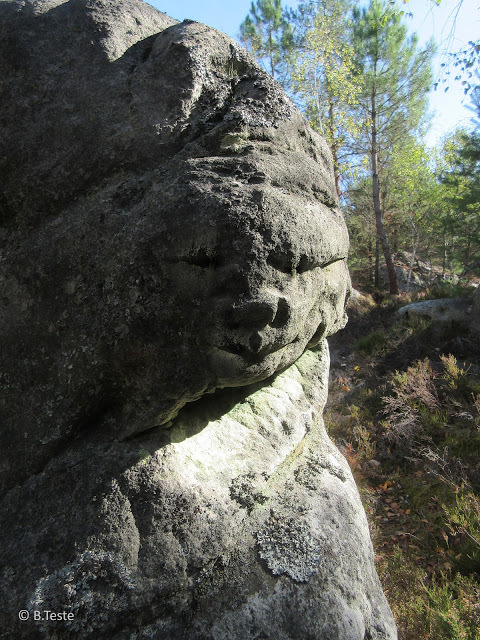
[356,329,387,355]
[443,488,480,574]
[425,574,480,640]
[381,358,439,454]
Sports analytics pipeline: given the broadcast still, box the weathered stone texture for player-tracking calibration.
[2,345,395,639]
[0,0,396,637]
[1,0,350,493]
[397,297,472,325]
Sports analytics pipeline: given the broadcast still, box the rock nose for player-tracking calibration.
[226,295,290,331]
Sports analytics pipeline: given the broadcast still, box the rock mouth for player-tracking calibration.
[213,333,300,361]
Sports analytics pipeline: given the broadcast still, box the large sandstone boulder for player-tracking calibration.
[1,0,350,493]
[0,0,396,637]
[397,298,472,325]
[2,345,396,639]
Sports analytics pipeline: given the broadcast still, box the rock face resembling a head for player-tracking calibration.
[0,0,350,491]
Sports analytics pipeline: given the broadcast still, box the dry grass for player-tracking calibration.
[326,288,480,639]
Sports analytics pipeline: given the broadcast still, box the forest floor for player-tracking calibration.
[326,282,480,639]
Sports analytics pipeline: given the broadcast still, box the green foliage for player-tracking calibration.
[347,123,480,288]
[352,0,434,143]
[422,282,476,300]
[384,140,443,271]
[236,0,478,293]
[326,296,480,638]
[379,353,480,462]
[381,358,440,453]
[379,550,480,640]
[239,0,294,82]
[356,328,387,355]
[349,0,435,293]
[425,574,480,640]
[290,0,364,192]
[443,488,480,573]
[375,548,429,638]
[439,127,480,274]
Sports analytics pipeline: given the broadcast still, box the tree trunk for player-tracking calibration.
[465,233,472,267]
[375,237,380,288]
[368,237,373,283]
[370,88,399,294]
[442,225,447,278]
[327,98,341,199]
[406,232,419,294]
[269,30,275,78]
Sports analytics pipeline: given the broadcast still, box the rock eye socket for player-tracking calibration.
[267,252,346,275]
[267,251,317,275]
[267,251,296,274]
[296,255,317,274]
[182,249,219,269]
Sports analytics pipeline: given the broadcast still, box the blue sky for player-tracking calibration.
[150,0,479,147]
[150,0,263,37]
[403,0,479,145]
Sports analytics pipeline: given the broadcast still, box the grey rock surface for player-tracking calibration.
[0,0,396,637]
[1,0,350,493]
[2,344,396,639]
[397,298,472,325]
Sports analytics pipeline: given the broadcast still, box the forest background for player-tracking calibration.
[234,0,480,296]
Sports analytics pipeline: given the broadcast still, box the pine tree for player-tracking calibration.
[352,0,434,294]
[239,0,294,83]
[440,129,480,274]
[291,0,363,198]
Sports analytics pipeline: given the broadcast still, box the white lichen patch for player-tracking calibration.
[256,516,324,582]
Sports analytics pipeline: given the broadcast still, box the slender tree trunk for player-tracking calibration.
[370,88,399,294]
[368,237,373,283]
[269,30,275,78]
[442,225,447,278]
[375,237,380,288]
[406,231,419,294]
[465,233,472,267]
[327,98,341,199]
[391,227,397,253]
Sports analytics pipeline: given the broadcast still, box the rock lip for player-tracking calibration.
[1,343,396,639]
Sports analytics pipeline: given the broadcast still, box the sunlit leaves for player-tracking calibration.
[291,6,364,146]
[239,0,294,81]
[289,0,367,193]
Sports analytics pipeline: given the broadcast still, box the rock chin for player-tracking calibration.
[1,342,396,639]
